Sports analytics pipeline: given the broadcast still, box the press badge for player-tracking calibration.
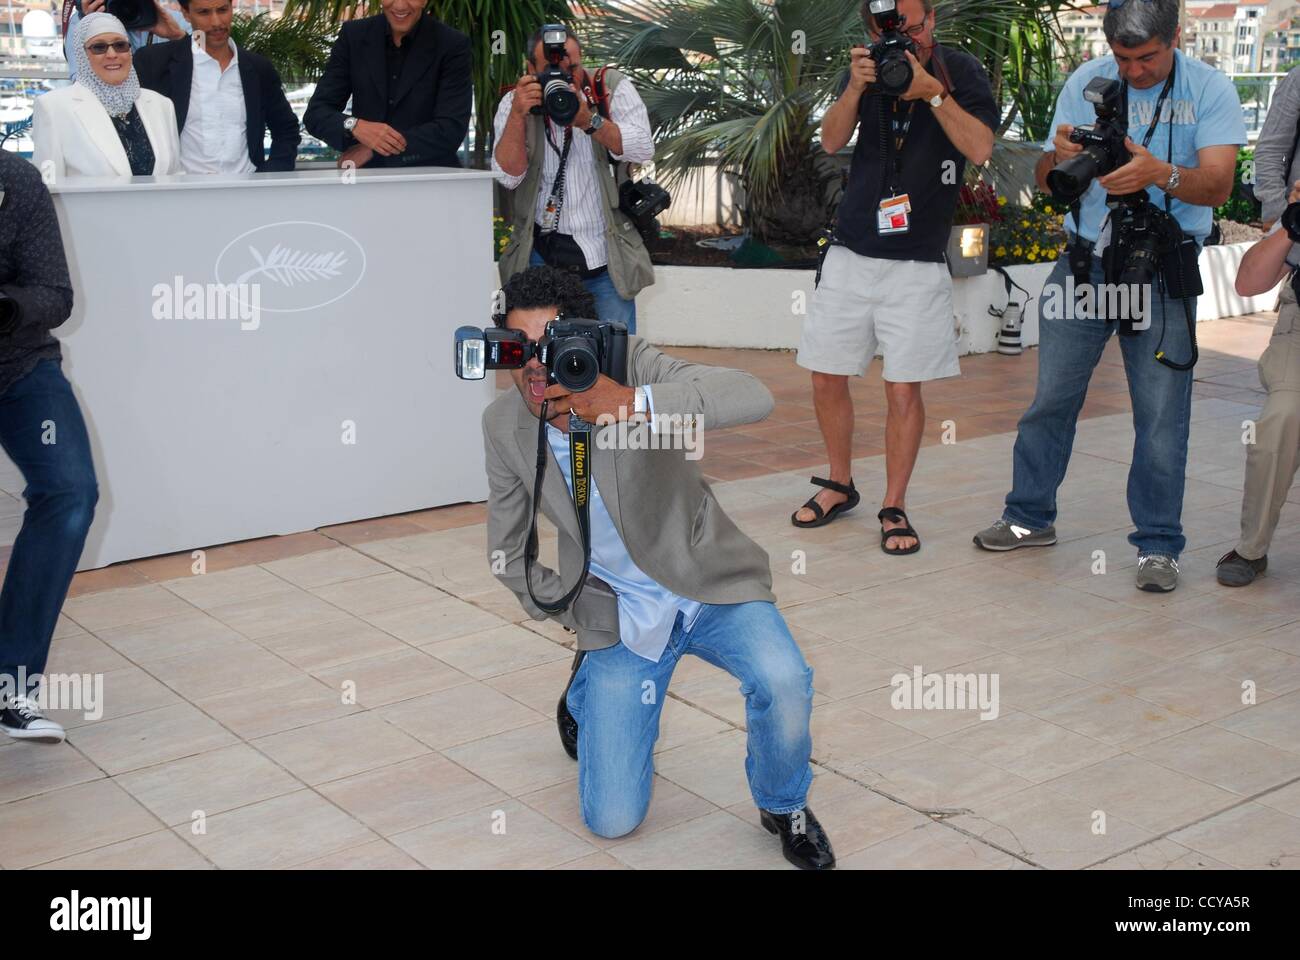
[878,194,910,235]
[541,195,561,233]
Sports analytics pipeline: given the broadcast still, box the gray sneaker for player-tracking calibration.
[973,518,1057,551]
[1216,550,1267,587]
[1136,554,1180,593]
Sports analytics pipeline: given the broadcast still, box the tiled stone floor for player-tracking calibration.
[2,314,1299,869]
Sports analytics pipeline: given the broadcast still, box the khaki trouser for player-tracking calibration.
[1239,283,1300,559]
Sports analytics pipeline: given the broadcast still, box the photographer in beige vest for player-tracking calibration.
[492,25,655,334]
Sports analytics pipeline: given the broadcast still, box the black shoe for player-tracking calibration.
[0,695,66,744]
[556,694,578,760]
[760,806,836,870]
[1217,550,1267,587]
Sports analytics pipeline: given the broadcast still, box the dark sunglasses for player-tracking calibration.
[86,41,132,56]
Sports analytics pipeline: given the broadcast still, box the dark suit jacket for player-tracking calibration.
[303,13,471,168]
[134,38,301,172]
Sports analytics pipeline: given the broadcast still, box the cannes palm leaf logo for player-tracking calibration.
[234,244,349,287]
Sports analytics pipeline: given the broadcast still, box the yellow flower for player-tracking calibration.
[1021,219,1030,228]
[997,196,1008,206]
[1027,251,1037,261]
[1044,205,1053,214]
[995,245,1006,257]
[1013,245,1022,256]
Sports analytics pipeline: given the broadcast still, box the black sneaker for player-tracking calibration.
[0,695,66,744]
[1216,550,1267,587]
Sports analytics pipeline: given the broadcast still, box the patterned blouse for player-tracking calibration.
[111,106,156,176]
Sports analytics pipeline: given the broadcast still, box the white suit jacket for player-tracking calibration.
[32,85,182,180]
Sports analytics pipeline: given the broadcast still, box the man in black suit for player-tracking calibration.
[303,0,471,169]
[133,0,300,174]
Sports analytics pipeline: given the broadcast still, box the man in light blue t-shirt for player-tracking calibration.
[974,0,1245,593]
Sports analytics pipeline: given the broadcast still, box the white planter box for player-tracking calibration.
[637,241,1279,355]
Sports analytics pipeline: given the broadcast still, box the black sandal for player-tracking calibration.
[791,476,860,529]
[878,507,921,555]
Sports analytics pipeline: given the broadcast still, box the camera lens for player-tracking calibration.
[552,338,599,392]
[878,55,912,97]
[1046,149,1102,204]
[544,81,580,126]
[109,0,155,30]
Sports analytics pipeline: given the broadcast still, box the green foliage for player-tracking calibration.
[1216,147,1261,224]
[228,12,335,84]
[583,0,1069,242]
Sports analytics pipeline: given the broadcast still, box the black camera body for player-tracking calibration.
[1281,201,1300,243]
[867,0,917,98]
[1047,77,1130,205]
[76,0,157,31]
[619,179,671,244]
[531,24,581,127]
[1102,192,1203,333]
[455,317,628,393]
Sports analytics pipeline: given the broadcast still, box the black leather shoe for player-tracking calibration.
[760,806,835,870]
[556,694,578,760]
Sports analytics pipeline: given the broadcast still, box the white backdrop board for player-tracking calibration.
[45,167,497,569]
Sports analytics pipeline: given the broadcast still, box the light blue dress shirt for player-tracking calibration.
[544,391,703,663]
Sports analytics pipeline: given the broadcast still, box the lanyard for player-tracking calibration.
[1121,58,1176,153]
[543,119,574,224]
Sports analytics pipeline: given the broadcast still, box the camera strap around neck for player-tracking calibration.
[524,405,593,616]
[543,120,575,228]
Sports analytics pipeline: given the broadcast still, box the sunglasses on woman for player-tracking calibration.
[85,41,132,56]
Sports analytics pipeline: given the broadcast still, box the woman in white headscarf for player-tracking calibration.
[33,12,182,179]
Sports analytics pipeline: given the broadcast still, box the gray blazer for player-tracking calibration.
[482,336,777,650]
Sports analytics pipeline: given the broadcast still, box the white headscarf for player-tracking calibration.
[73,12,142,118]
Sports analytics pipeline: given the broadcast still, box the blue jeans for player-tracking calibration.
[528,248,637,334]
[0,360,98,695]
[1004,254,1195,557]
[565,600,814,839]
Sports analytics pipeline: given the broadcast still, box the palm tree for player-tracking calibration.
[583,0,1068,243]
[281,0,573,167]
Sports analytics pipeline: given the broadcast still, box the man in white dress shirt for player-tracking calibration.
[133,0,300,174]
[493,28,657,334]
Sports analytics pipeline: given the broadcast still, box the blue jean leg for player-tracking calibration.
[0,359,98,695]
[565,623,680,839]
[528,248,637,334]
[680,601,814,813]
[1004,256,1113,531]
[1117,284,1195,557]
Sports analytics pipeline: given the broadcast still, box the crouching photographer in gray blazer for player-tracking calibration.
[469,264,834,869]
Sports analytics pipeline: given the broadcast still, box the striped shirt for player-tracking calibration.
[492,77,655,270]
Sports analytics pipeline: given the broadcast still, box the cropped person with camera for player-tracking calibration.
[1216,180,1300,586]
[972,0,1245,593]
[63,0,189,82]
[0,151,98,742]
[792,0,997,555]
[472,264,834,869]
[493,25,656,334]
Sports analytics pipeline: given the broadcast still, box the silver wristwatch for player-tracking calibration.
[585,113,605,136]
[343,116,358,134]
[633,386,648,415]
[1164,164,1180,194]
